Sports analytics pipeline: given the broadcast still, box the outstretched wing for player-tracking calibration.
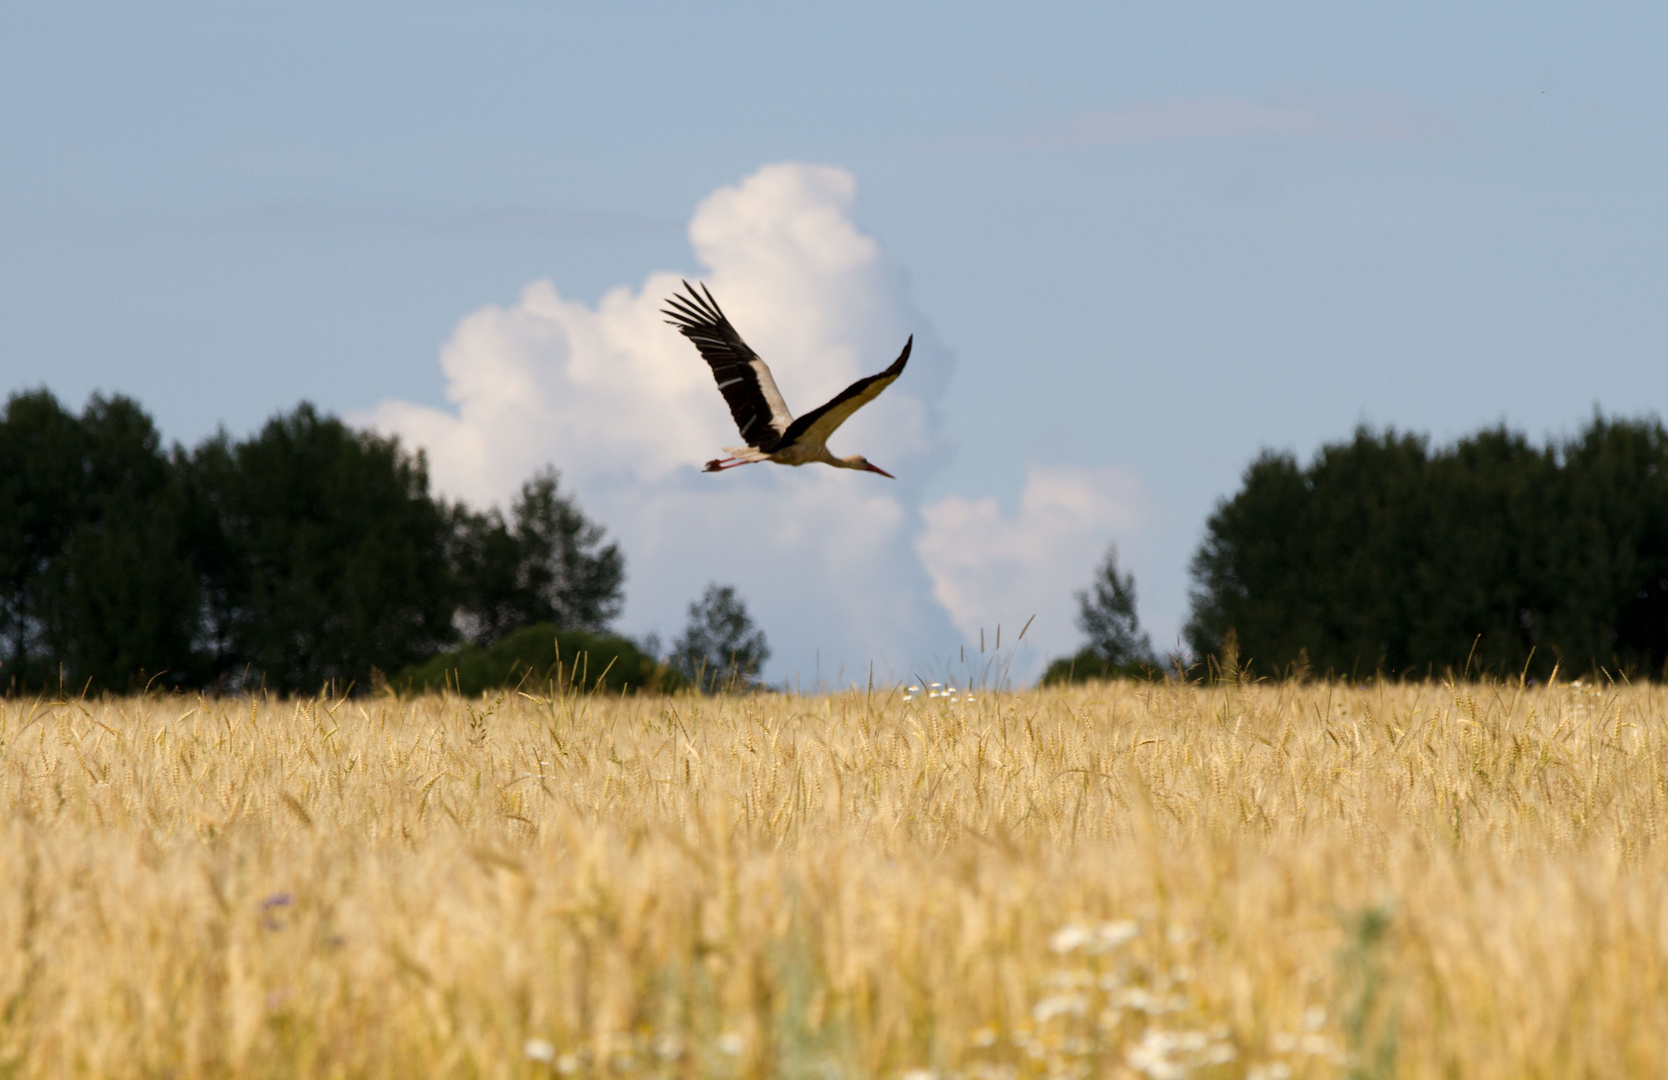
[662,281,793,449]
[778,337,912,451]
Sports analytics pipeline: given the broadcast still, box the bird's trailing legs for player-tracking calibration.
[703,457,753,473]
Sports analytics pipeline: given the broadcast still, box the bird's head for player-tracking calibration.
[841,455,894,478]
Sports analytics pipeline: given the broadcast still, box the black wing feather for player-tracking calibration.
[778,336,912,449]
[662,281,792,449]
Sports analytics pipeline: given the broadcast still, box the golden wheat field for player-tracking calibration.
[1,676,1665,1079]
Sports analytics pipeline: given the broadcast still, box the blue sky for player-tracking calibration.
[4,2,1666,684]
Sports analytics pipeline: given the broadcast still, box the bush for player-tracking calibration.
[394,623,683,697]
[1039,647,1165,686]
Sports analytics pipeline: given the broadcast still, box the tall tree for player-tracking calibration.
[42,395,200,691]
[1553,416,1668,674]
[0,390,89,685]
[1040,544,1159,684]
[1077,543,1157,666]
[0,391,199,692]
[672,583,770,692]
[449,467,625,645]
[1185,417,1668,680]
[183,403,455,692]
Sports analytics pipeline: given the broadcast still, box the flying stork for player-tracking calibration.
[663,281,911,477]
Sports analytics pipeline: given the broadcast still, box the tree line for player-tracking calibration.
[0,389,770,695]
[1052,414,1668,684]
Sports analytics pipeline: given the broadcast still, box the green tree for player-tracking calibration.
[672,583,770,692]
[1213,430,1441,676]
[1551,416,1668,675]
[1185,417,1668,681]
[449,467,625,645]
[183,403,455,693]
[41,396,200,691]
[1042,544,1160,684]
[0,390,89,685]
[0,390,199,692]
[1409,428,1558,676]
[1077,543,1156,666]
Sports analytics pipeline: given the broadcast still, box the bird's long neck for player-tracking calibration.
[833,453,867,470]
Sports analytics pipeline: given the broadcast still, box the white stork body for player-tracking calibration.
[663,281,911,478]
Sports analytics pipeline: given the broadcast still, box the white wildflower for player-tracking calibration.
[1125,1029,1188,1080]
[902,1070,937,1080]
[1095,919,1139,950]
[1247,1065,1291,1080]
[524,1038,556,1063]
[1117,987,1159,1013]
[556,1053,581,1075]
[1032,994,1088,1023]
[1302,1005,1326,1030]
[1298,1033,1335,1055]
[1201,1042,1235,1065]
[1050,923,1093,953]
[716,1031,746,1056]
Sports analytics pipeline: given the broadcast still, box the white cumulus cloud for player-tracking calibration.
[915,465,1151,669]
[357,163,957,685]
[360,163,1156,686]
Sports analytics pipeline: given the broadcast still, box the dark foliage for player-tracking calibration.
[1042,543,1163,685]
[448,468,625,646]
[180,404,457,693]
[1186,416,1668,680]
[672,583,771,692]
[395,623,681,697]
[0,391,199,692]
[0,390,627,695]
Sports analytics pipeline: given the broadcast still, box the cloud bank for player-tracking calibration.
[361,163,1149,685]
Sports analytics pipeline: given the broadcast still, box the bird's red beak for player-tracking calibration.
[866,463,895,478]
